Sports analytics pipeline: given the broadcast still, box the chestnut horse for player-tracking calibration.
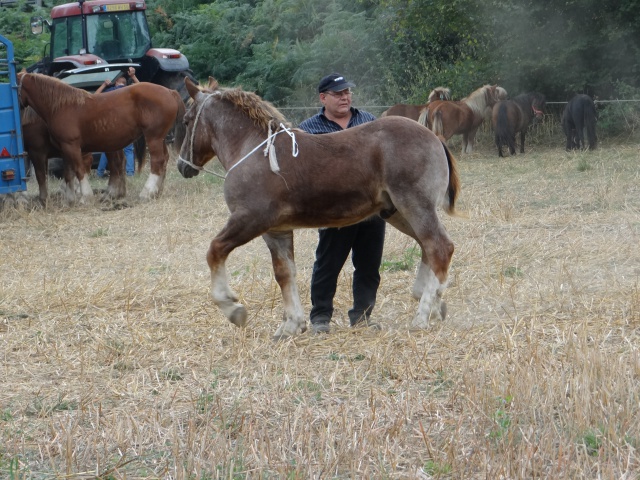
[562,94,597,150]
[491,92,546,157]
[380,87,452,121]
[21,106,125,204]
[17,72,185,203]
[177,77,461,339]
[419,84,507,153]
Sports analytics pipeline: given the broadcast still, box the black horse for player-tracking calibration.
[491,92,546,157]
[562,94,597,150]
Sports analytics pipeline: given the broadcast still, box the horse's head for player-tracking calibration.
[177,76,219,178]
[531,92,546,122]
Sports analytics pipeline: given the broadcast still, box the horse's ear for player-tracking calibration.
[185,76,200,99]
[208,77,219,90]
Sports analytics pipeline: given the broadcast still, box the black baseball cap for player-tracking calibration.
[318,73,356,93]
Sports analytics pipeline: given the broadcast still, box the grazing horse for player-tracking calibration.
[419,84,508,153]
[21,107,125,204]
[492,92,546,157]
[177,77,461,339]
[16,72,185,203]
[380,87,452,121]
[562,94,597,150]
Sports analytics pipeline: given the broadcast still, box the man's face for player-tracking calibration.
[320,88,352,117]
[115,77,126,86]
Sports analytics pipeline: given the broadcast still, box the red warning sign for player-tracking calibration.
[0,147,10,158]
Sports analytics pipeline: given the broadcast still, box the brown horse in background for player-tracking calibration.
[17,72,185,203]
[381,87,451,121]
[21,107,125,204]
[177,77,460,339]
[419,84,507,153]
[492,92,546,157]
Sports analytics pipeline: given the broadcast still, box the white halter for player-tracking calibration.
[177,92,299,180]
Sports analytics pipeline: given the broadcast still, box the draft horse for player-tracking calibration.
[21,106,124,204]
[562,94,597,150]
[419,84,508,153]
[177,77,461,339]
[380,87,452,121]
[492,92,546,157]
[17,72,185,203]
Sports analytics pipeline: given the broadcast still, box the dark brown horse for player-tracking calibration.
[21,107,125,204]
[419,84,507,153]
[491,92,546,157]
[177,77,460,339]
[562,94,597,150]
[17,72,185,203]
[381,87,451,121]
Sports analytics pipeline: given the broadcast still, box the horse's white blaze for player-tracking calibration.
[140,173,162,200]
[412,267,441,329]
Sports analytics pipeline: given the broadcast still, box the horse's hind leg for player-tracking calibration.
[262,231,306,339]
[385,210,452,327]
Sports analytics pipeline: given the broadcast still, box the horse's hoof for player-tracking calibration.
[440,301,447,321]
[229,305,248,327]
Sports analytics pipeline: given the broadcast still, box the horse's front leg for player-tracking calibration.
[30,153,48,206]
[465,129,478,154]
[207,216,268,329]
[61,147,93,203]
[104,151,126,199]
[262,231,306,339]
[140,138,168,200]
[519,130,526,154]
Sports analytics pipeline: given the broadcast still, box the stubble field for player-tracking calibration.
[1,136,639,479]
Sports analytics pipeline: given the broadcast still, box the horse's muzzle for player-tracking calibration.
[177,158,200,178]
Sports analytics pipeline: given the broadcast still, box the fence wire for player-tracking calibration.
[278,99,640,144]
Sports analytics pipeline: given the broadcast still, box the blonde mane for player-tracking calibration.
[20,106,42,126]
[202,81,290,131]
[26,73,91,113]
[462,85,499,116]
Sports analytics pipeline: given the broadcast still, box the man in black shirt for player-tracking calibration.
[299,73,386,334]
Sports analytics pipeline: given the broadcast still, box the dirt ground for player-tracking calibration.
[1,138,639,478]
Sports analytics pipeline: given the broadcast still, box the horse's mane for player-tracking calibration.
[26,73,90,113]
[428,87,452,103]
[203,83,290,131]
[20,106,42,126]
[462,85,496,116]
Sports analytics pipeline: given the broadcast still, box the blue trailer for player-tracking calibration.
[0,33,27,195]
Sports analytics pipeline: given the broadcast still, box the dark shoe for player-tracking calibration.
[310,321,331,334]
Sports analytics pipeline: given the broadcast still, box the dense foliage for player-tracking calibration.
[3,0,640,107]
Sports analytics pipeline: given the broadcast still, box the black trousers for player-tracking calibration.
[309,215,386,326]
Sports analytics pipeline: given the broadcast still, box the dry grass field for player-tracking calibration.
[1,133,639,479]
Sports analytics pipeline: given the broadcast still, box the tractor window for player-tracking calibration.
[87,11,151,61]
[51,16,83,58]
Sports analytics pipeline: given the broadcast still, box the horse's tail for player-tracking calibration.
[134,136,147,174]
[417,107,429,127]
[172,90,187,155]
[440,141,460,216]
[584,101,597,150]
[432,109,444,136]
